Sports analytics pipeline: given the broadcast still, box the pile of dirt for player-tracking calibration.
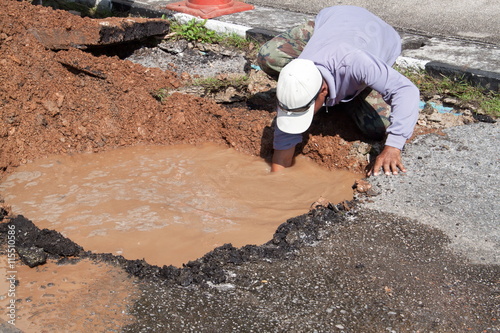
[0,0,367,184]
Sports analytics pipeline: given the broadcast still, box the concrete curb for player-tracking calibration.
[425,61,500,92]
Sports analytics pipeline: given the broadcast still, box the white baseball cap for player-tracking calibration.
[276,59,323,134]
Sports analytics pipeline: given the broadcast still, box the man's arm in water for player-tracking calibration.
[272,139,407,176]
[272,144,406,176]
[367,145,406,176]
[271,146,295,172]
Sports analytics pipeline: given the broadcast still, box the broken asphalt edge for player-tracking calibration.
[0,202,353,287]
[113,1,500,92]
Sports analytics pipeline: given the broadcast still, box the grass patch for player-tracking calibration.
[397,66,499,117]
[151,88,171,102]
[169,18,221,44]
[219,32,255,50]
[192,75,249,94]
[167,18,258,53]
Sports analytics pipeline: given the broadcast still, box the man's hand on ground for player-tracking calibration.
[367,146,406,176]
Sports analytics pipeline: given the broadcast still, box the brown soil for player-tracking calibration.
[0,0,365,184]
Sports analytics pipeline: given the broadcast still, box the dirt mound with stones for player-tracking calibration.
[0,0,369,186]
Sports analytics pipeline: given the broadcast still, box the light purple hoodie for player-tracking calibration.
[274,6,420,151]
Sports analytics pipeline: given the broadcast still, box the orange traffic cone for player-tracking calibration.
[166,0,254,19]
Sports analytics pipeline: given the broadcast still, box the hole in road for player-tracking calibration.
[1,143,359,266]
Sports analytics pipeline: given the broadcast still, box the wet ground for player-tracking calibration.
[0,0,498,332]
[1,258,138,332]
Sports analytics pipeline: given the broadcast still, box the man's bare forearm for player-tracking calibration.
[271,147,295,172]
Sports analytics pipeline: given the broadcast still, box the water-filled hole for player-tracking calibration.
[0,143,359,266]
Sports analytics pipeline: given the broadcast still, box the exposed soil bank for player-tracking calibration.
[0,0,369,183]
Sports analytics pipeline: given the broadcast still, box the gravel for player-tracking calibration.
[361,121,500,264]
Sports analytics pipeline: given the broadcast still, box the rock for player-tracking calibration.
[443,97,459,105]
[212,86,246,103]
[29,18,170,50]
[353,179,372,193]
[352,141,371,155]
[473,113,496,123]
[42,100,60,117]
[421,102,435,115]
[158,39,188,54]
[310,196,331,210]
[427,112,443,123]
[285,229,301,245]
[207,282,235,291]
[16,246,47,268]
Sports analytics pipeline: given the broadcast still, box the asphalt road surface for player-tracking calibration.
[245,0,500,45]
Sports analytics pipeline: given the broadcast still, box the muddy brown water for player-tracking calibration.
[1,143,359,266]
[0,258,138,332]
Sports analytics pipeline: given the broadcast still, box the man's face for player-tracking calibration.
[313,80,329,114]
[313,95,325,114]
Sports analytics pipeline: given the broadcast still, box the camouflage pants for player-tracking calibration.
[257,21,391,140]
[339,89,391,141]
[257,20,315,80]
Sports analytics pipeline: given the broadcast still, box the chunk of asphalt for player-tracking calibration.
[16,246,47,268]
[28,18,169,50]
